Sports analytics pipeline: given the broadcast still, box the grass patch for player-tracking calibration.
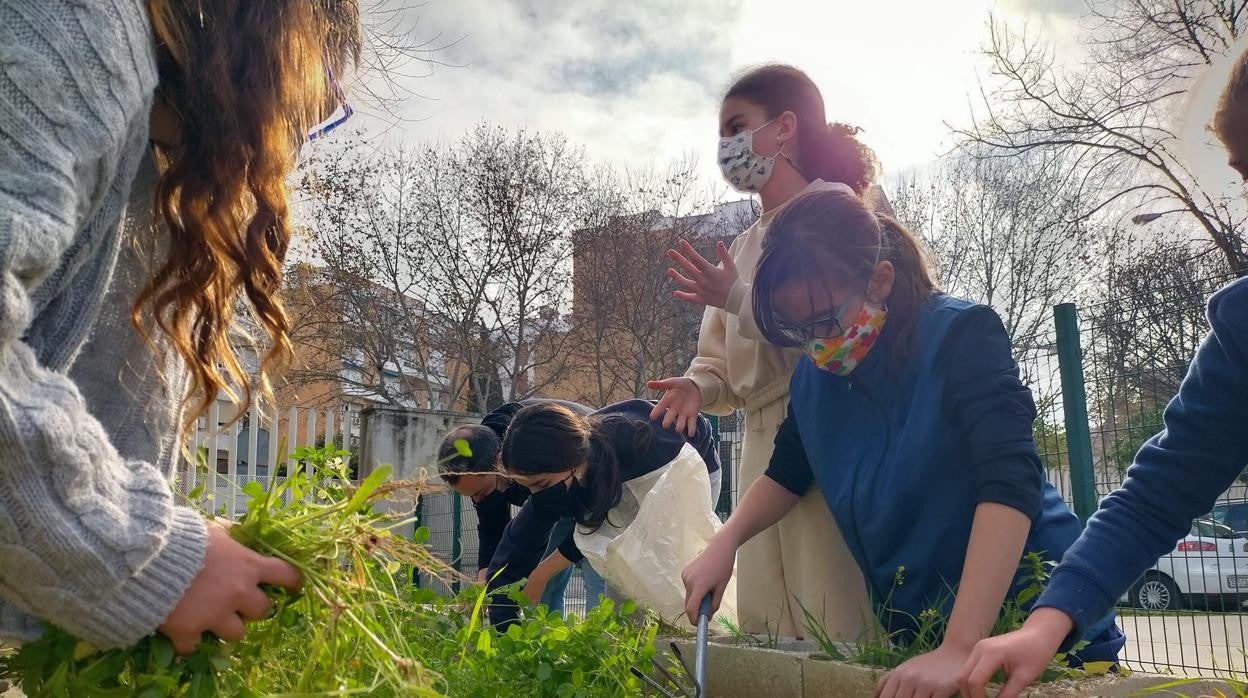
[1135,656,1248,697]
[0,445,666,697]
[798,553,1119,683]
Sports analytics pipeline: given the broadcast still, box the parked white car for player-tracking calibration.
[1126,518,1248,611]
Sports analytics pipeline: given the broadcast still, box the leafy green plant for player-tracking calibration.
[794,599,847,661]
[0,444,665,697]
[410,589,662,698]
[822,565,952,670]
[311,431,362,479]
[1,445,455,696]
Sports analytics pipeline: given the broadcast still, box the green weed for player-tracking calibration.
[0,445,662,697]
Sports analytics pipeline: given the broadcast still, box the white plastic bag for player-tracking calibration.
[574,444,738,629]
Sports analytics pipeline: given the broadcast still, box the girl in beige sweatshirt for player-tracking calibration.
[651,64,887,639]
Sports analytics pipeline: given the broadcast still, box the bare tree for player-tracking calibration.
[405,136,507,410]
[292,140,449,408]
[890,146,1094,349]
[566,161,757,406]
[1092,236,1232,404]
[451,124,590,403]
[956,5,1248,274]
[292,125,593,411]
[349,0,465,123]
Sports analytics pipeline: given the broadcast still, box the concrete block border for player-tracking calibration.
[663,636,1238,697]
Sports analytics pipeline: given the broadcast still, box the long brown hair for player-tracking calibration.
[1215,46,1248,135]
[725,64,878,195]
[753,189,939,368]
[139,1,360,427]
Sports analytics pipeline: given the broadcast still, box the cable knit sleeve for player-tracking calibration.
[0,0,208,649]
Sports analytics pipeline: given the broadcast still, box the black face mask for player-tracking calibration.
[529,474,581,520]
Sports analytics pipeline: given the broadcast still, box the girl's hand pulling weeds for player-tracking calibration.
[646,376,703,437]
[877,641,972,698]
[158,520,301,655]
[666,239,739,310]
[957,607,1073,698]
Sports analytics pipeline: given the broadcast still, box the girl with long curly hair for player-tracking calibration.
[0,0,359,655]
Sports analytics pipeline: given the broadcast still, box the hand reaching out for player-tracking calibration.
[666,240,738,310]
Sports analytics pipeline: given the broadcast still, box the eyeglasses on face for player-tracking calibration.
[307,64,354,142]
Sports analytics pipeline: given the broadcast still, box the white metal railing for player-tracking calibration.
[183,402,358,517]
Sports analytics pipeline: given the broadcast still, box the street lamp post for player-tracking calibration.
[1131,212,1166,224]
[1130,209,1188,225]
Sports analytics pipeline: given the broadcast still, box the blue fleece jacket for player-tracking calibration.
[766,295,1123,662]
[1037,276,1248,649]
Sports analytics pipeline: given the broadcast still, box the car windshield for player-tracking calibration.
[1212,502,1248,533]
[1193,518,1239,539]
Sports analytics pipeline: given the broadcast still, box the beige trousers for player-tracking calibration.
[735,395,871,640]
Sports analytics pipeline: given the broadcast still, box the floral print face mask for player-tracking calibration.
[804,301,888,376]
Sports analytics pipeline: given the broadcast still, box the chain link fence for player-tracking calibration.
[411,490,593,616]
[1017,274,1247,677]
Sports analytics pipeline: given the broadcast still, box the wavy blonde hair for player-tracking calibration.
[139,1,360,428]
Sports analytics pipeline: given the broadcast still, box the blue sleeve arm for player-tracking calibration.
[474,492,512,571]
[940,306,1044,520]
[692,413,722,473]
[485,501,558,628]
[763,404,815,496]
[1037,280,1248,649]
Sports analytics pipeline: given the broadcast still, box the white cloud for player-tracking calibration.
[337,0,1075,191]
[348,0,742,186]
[996,0,1085,16]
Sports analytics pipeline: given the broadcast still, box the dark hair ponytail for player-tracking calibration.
[872,214,938,366]
[502,405,651,532]
[753,189,938,368]
[579,423,626,531]
[725,65,879,195]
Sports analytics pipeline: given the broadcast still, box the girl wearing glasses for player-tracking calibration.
[680,188,1124,698]
[647,64,877,641]
[0,1,358,656]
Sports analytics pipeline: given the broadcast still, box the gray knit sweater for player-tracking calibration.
[0,0,208,648]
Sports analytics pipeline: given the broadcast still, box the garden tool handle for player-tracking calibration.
[694,593,712,695]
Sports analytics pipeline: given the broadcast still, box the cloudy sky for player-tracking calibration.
[344,0,1087,193]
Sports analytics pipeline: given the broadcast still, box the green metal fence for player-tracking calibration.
[1019,274,1247,678]
[411,490,593,615]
